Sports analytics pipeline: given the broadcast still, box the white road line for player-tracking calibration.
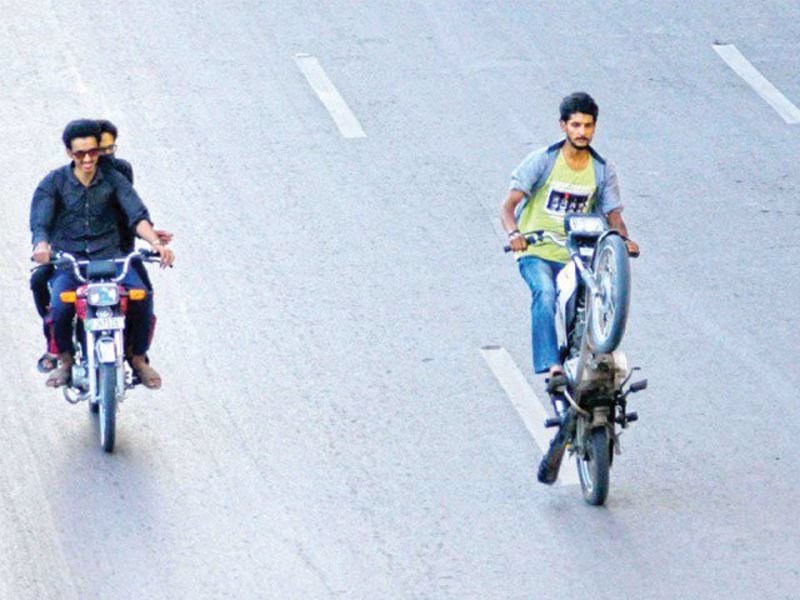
[713,44,800,124]
[480,345,579,486]
[294,53,366,138]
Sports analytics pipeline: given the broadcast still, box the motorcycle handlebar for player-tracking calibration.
[503,230,640,258]
[35,248,162,283]
[503,231,565,253]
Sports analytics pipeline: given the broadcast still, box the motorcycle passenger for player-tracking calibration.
[30,119,175,389]
[500,92,639,392]
[97,119,135,185]
[29,119,172,374]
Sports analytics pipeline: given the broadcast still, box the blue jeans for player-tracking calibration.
[48,265,154,356]
[518,256,565,374]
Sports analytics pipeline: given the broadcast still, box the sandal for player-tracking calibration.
[46,365,72,388]
[134,363,162,390]
[37,352,58,374]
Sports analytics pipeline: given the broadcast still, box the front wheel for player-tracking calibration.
[577,427,611,506]
[588,234,630,354]
[98,364,117,453]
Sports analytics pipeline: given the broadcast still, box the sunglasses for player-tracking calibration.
[70,148,101,160]
[99,144,117,154]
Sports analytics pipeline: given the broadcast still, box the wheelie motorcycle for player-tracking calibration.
[41,248,160,453]
[506,214,647,505]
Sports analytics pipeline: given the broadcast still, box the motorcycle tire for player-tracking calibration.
[98,364,117,453]
[577,427,611,506]
[587,234,631,354]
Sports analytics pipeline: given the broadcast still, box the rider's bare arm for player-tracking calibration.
[500,189,529,252]
[607,210,640,256]
[30,176,58,264]
[135,220,175,268]
[153,229,174,245]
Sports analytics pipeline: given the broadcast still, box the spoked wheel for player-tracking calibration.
[98,364,117,453]
[588,234,630,354]
[576,427,611,506]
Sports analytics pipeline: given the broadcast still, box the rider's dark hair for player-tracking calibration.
[62,119,102,149]
[559,92,599,123]
[96,119,119,140]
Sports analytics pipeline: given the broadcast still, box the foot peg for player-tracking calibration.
[615,411,638,425]
[544,417,562,428]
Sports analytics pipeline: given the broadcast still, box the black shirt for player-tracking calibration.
[99,155,137,251]
[30,163,151,259]
[100,155,134,185]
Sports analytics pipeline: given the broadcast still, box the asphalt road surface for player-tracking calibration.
[1,2,799,598]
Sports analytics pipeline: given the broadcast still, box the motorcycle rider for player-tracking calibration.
[30,119,174,389]
[97,119,135,184]
[500,92,640,392]
[30,119,172,373]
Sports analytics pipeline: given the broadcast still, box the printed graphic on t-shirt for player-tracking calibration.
[544,181,594,217]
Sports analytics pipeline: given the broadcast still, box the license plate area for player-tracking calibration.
[85,316,126,331]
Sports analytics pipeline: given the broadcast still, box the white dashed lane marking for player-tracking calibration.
[480,345,579,486]
[295,53,367,138]
[713,44,800,124]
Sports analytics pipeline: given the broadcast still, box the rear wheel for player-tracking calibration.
[98,364,117,453]
[577,427,611,506]
[588,234,630,353]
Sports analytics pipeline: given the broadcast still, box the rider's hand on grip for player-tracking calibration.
[505,231,529,253]
[152,244,176,269]
[32,241,51,264]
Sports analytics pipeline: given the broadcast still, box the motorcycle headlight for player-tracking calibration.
[95,306,113,319]
[87,284,120,306]
[565,214,607,236]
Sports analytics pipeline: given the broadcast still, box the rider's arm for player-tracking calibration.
[106,170,174,267]
[108,170,150,231]
[135,220,175,267]
[501,148,552,252]
[607,210,640,256]
[500,190,529,251]
[606,210,628,237]
[597,161,639,256]
[30,172,58,263]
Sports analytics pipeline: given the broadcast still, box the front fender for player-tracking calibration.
[95,337,117,364]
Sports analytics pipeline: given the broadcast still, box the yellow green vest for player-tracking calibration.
[516,150,597,263]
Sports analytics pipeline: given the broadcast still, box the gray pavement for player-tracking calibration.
[1,1,799,598]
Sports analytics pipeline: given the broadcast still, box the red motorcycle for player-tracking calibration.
[47,248,160,452]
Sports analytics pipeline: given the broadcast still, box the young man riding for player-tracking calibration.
[30,119,172,374]
[500,92,640,392]
[30,119,175,389]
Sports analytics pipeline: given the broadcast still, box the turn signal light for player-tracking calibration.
[128,289,147,301]
[59,291,77,303]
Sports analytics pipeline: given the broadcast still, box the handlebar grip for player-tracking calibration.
[503,235,538,253]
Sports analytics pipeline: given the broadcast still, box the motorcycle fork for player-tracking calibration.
[87,329,98,401]
[86,317,126,403]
